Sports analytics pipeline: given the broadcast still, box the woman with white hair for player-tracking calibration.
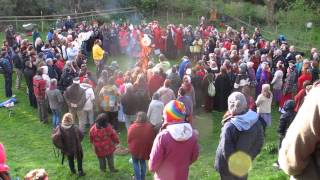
[271,61,284,105]
[215,92,264,180]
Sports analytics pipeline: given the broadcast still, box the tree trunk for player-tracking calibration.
[265,0,277,28]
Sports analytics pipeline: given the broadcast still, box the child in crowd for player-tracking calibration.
[89,113,120,173]
[273,100,296,168]
[256,84,273,127]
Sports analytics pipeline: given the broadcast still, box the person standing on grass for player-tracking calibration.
[273,100,296,168]
[92,39,106,77]
[0,49,13,98]
[64,77,87,132]
[80,78,95,129]
[98,77,120,132]
[24,60,37,108]
[149,100,199,180]
[46,79,64,129]
[52,113,85,177]
[255,84,273,128]
[89,113,119,173]
[215,92,264,180]
[33,68,48,123]
[128,112,155,180]
[121,85,139,130]
[12,46,24,90]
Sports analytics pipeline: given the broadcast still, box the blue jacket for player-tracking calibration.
[178,58,191,79]
[0,57,13,74]
[214,110,264,176]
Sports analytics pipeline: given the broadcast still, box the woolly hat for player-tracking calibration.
[163,100,187,124]
[0,143,9,172]
[228,92,248,115]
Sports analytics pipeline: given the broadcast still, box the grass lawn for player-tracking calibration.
[0,54,290,180]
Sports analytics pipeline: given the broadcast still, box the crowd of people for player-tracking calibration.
[0,14,320,180]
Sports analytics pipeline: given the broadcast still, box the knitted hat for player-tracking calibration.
[228,92,248,115]
[163,100,187,124]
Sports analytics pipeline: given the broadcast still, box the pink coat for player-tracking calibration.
[149,123,199,180]
[0,144,9,172]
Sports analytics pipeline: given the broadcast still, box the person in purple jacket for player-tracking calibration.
[149,100,199,180]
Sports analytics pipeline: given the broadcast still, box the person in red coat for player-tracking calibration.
[297,70,312,93]
[153,25,162,50]
[128,112,156,180]
[33,68,48,123]
[174,25,184,57]
[119,27,129,54]
[89,113,120,172]
[294,80,312,112]
[148,69,165,97]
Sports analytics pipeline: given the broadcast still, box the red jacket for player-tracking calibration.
[128,122,155,160]
[294,89,306,112]
[297,74,312,93]
[148,74,165,96]
[33,75,46,101]
[174,28,183,50]
[89,124,120,157]
[153,27,162,49]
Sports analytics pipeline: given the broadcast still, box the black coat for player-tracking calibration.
[214,74,232,111]
[121,92,138,115]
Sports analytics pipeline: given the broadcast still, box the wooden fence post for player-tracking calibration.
[15,17,18,32]
[41,10,44,32]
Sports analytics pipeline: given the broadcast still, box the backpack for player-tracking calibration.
[208,77,216,97]
[100,87,117,112]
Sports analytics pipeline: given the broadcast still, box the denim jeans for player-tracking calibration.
[51,109,61,128]
[132,157,146,180]
[4,73,12,97]
[124,114,136,130]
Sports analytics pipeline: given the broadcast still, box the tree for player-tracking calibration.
[264,0,277,27]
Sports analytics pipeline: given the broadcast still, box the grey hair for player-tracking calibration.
[228,92,248,115]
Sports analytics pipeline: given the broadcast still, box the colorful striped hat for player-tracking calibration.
[163,100,187,124]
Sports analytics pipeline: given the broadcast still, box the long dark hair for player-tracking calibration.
[96,113,109,129]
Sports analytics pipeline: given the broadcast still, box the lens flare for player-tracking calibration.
[228,151,252,177]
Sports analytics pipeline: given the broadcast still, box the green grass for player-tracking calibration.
[0,54,289,180]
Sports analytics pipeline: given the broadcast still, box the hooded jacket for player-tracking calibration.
[149,123,199,180]
[215,110,264,176]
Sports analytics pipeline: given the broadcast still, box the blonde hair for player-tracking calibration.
[62,113,74,126]
[262,84,272,98]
